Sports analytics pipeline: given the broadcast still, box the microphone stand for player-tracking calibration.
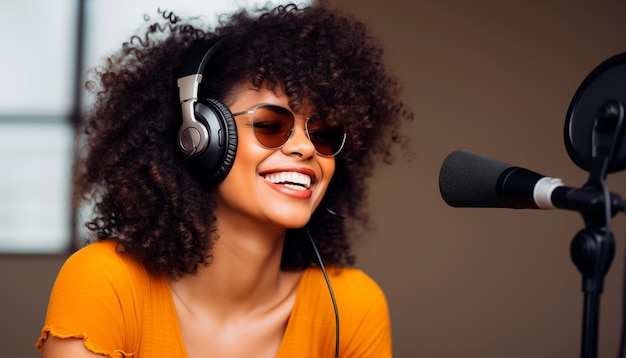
[569,100,624,358]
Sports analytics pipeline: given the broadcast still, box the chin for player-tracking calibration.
[264,200,321,229]
[280,216,312,230]
[268,210,314,230]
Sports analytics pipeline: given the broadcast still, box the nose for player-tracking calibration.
[281,118,316,159]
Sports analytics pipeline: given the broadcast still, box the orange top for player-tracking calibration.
[36,240,392,357]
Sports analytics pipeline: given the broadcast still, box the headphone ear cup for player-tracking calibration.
[206,98,237,182]
[186,98,237,182]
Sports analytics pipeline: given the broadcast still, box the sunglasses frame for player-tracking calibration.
[232,103,346,157]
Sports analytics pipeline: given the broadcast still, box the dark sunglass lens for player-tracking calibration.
[307,122,346,156]
[252,105,295,148]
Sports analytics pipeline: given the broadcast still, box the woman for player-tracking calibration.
[37,2,411,357]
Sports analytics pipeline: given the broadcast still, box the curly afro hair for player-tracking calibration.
[76,2,412,279]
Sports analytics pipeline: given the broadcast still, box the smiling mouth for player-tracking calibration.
[262,172,312,191]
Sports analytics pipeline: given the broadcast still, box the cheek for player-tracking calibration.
[217,133,265,192]
[230,127,268,171]
[319,157,336,191]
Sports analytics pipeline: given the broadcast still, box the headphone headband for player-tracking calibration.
[178,37,229,78]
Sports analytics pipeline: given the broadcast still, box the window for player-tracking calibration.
[0,0,76,253]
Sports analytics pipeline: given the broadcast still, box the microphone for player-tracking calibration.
[438,149,624,212]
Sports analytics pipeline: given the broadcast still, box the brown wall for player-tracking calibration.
[3,0,626,357]
[328,0,626,356]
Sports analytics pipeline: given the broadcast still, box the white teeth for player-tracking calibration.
[263,172,312,189]
[284,183,306,191]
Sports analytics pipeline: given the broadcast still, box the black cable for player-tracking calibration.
[305,226,340,358]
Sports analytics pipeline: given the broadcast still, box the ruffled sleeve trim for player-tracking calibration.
[36,324,135,358]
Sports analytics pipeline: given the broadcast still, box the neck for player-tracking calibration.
[170,210,291,319]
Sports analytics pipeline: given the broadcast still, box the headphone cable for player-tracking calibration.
[305,226,340,358]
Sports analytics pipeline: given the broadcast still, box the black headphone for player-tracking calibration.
[176,36,237,182]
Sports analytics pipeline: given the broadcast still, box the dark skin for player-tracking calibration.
[74,4,410,279]
[42,3,412,356]
[44,50,299,358]
[169,84,335,357]
[44,84,334,358]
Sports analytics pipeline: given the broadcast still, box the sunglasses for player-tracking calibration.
[232,103,346,157]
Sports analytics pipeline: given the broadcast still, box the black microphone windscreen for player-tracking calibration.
[439,150,512,207]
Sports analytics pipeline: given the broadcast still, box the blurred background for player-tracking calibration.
[2,0,626,356]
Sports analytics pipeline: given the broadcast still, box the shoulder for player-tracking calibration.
[297,267,392,356]
[67,239,132,265]
[304,266,386,300]
[328,267,381,287]
[52,239,154,307]
[38,240,168,355]
[301,266,389,318]
[62,239,146,279]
